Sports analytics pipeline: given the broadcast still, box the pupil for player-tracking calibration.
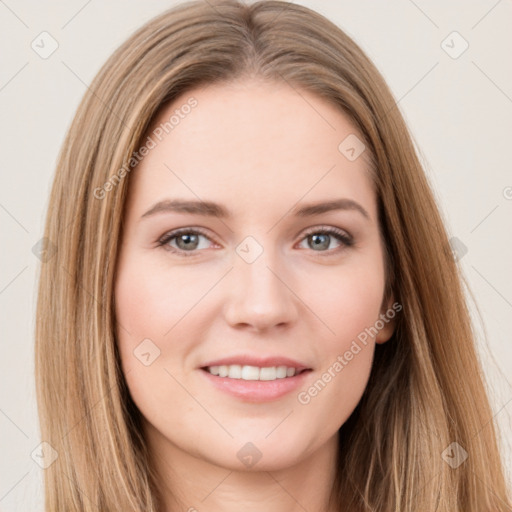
[311,234,329,250]
[178,234,198,250]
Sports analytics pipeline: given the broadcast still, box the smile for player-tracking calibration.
[204,365,306,381]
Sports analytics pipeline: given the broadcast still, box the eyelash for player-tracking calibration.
[157,226,354,258]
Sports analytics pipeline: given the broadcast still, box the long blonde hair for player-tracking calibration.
[34,1,512,510]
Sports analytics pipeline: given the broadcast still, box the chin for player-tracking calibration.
[207,435,318,472]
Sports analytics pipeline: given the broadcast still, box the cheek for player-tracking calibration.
[114,252,221,409]
[292,255,385,414]
[297,282,382,435]
[114,255,190,423]
[114,254,209,351]
[314,257,386,343]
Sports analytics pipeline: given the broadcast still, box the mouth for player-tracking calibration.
[198,357,313,402]
[201,364,310,381]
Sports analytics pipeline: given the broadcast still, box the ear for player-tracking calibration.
[375,295,399,344]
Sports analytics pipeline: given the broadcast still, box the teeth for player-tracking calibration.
[228,365,242,379]
[259,367,276,381]
[242,365,260,380]
[276,366,287,378]
[209,365,220,376]
[205,365,300,381]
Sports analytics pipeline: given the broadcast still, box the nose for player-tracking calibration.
[222,246,299,332]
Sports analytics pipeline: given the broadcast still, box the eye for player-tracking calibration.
[157,225,354,257]
[297,226,354,254]
[157,228,215,256]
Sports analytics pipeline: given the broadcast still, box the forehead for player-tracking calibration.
[126,79,376,222]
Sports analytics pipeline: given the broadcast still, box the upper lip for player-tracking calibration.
[200,355,311,372]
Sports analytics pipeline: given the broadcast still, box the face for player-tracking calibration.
[114,78,395,473]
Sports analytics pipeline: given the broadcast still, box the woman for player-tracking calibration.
[34,1,512,510]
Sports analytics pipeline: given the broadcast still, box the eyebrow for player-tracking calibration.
[140,198,370,221]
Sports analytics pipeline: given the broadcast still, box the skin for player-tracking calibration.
[114,78,396,512]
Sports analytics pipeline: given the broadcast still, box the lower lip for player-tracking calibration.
[199,368,312,402]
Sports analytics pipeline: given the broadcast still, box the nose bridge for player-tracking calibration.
[223,235,297,329]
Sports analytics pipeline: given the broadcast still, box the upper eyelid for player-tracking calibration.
[159,226,215,242]
[301,225,351,237]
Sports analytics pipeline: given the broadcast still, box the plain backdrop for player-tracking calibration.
[1,0,511,509]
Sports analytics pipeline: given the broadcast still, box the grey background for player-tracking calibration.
[1,0,511,509]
